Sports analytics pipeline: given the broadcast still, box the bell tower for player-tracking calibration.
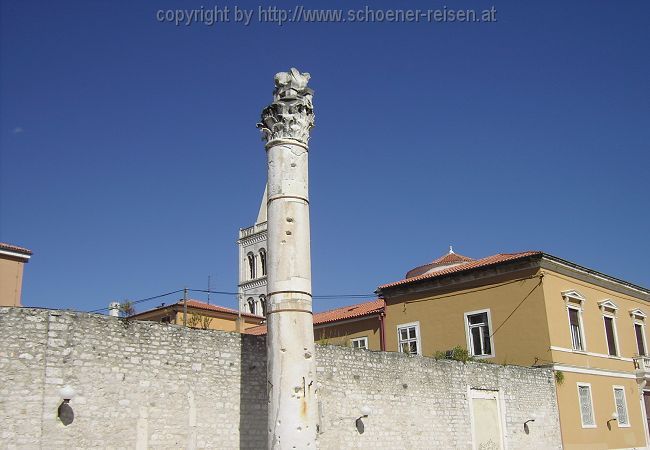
[237,185,268,316]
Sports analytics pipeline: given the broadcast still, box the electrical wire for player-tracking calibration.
[190,289,373,299]
[87,288,375,313]
[87,289,184,313]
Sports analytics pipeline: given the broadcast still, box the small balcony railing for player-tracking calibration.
[239,221,268,239]
[633,356,650,374]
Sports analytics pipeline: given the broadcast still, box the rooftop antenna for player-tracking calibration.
[207,275,211,304]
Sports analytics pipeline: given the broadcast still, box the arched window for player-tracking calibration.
[247,297,256,315]
[260,249,267,276]
[247,252,256,279]
[259,295,266,316]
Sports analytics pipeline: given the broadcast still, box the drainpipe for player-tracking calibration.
[379,312,386,352]
[258,68,317,449]
[183,287,188,327]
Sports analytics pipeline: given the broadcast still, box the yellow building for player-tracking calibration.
[0,242,32,307]
[130,299,265,332]
[377,248,650,450]
[245,299,385,351]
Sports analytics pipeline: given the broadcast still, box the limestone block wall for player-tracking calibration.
[316,346,561,449]
[0,308,561,449]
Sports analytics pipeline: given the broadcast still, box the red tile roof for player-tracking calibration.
[242,299,385,336]
[405,251,475,278]
[244,324,268,335]
[133,299,263,321]
[379,251,543,290]
[182,300,262,320]
[0,242,33,256]
[313,299,384,325]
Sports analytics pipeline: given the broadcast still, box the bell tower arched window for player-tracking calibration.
[260,249,267,276]
[247,297,256,315]
[247,252,256,280]
[259,295,266,316]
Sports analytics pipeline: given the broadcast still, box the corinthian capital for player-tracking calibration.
[257,68,314,146]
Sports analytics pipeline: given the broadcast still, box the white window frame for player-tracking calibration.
[567,305,586,351]
[612,385,630,427]
[635,321,648,357]
[577,382,597,428]
[351,336,368,350]
[631,310,648,357]
[397,321,421,356]
[602,313,620,358]
[563,290,587,352]
[464,309,495,359]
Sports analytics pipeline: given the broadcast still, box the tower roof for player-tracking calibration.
[255,184,268,225]
[405,246,475,279]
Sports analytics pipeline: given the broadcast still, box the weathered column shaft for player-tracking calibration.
[258,68,317,449]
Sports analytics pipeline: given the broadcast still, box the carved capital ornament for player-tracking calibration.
[257,68,314,147]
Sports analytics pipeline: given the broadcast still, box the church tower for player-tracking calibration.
[237,185,268,316]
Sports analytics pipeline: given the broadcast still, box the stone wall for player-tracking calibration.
[0,308,561,449]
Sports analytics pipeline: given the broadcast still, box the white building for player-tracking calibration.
[237,186,268,316]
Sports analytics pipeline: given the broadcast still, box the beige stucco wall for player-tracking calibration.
[133,308,262,332]
[541,270,650,449]
[556,371,646,449]
[542,270,648,369]
[0,257,25,307]
[384,269,551,366]
[382,264,650,449]
[314,316,381,350]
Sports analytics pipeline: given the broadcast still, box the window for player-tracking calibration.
[247,297,256,315]
[630,309,648,356]
[603,316,618,356]
[259,295,266,316]
[259,249,267,276]
[397,322,420,355]
[464,310,494,357]
[568,307,584,351]
[613,386,630,427]
[563,290,587,351]
[351,337,368,350]
[598,300,619,357]
[577,383,596,428]
[635,323,647,356]
[247,252,256,279]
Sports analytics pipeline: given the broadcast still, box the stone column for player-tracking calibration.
[258,68,317,449]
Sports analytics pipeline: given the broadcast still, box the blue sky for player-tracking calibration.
[1,0,648,314]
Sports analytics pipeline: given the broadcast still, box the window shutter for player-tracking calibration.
[578,385,594,426]
[604,317,617,356]
[614,388,629,425]
[635,324,646,356]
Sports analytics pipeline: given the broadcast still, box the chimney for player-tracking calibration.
[108,302,120,317]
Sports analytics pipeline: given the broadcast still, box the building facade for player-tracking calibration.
[377,248,650,450]
[237,186,268,317]
[130,298,265,332]
[0,242,32,307]
[245,299,385,351]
